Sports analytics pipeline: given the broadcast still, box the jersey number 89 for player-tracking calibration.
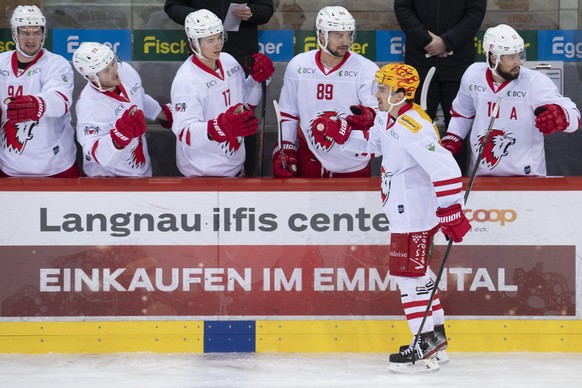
[316,84,333,100]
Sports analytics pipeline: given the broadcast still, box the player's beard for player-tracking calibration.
[497,65,520,81]
[328,46,349,58]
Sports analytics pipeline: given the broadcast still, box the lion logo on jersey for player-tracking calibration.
[129,137,147,168]
[380,166,391,205]
[477,129,516,170]
[1,119,37,154]
[308,110,346,151]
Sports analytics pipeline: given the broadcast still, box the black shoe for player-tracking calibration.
[389,332,440,374]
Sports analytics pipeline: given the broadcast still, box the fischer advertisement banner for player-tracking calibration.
[0,179,577,319]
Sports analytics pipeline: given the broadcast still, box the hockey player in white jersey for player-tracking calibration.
[171,9,273,177]
[273,6,379,178]
[342,63,471,373]
[442,24,580,176]
[0,5,79,177]
[73,42,172,177]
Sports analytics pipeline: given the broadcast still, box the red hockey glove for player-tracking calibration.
[441,133,463,155]
[436,203,471,243]
[208,103,258,142]
[311,116,351,145]
[6,95,45,122]
[249,53,274,83]
[110,106,147,149]
[157,103,173,129]
[272,140,298,178]
[346,105,376,131]
[534,104,569,135]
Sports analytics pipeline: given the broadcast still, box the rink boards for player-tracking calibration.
[0,177,580,354]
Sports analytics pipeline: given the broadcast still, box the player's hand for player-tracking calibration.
[5,95,45,122]
[346,105,376,131]
[208,103,258,143]
[272,141,298,178]
[157,103,173,129]
[534,104,569,135]
[441,133,463,155]
[249,53,274,83]
[436,203,471,243]
[311,116,351,145]
[110,105,147,149]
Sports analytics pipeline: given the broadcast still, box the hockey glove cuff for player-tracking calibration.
[436,203,471,243]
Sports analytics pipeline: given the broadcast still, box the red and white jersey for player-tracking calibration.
[171,53,262,177]
[75,62,160,177]
[448,63,581,177]
[355,104,464,233]
[278,50,379,173]
[0,49,76,177]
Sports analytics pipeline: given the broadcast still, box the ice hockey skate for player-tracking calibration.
[389,331,440,374]
[398,324,449,365]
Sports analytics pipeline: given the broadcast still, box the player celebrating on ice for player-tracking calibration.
[0,5,79,177]
[73,42,172,177]
[441,24,580,176]
[342,63,471,372]
[272,6,379,178]
[171,9,274,177]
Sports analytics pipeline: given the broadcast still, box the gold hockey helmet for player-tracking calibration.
[375,63,420,99]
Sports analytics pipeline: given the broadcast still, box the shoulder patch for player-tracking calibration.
[398,114,421,134]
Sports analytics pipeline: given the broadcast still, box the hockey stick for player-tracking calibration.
[410,96,502,364]
[272,99,288,170]
[420,67,436,111]
[256,81,267,176]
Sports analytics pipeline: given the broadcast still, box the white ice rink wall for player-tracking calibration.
[0,177,580,354]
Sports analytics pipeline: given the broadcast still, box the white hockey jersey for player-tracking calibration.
[278,50,379,173]
[0,49,77,177]
[348,104,464,233]
[171,53,262,177]
[75,62,160,177]
[448,63,581,177]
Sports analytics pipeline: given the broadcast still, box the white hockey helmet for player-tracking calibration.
[185,9,225,58]
[315,6,356,54]
[483,24,525,70]
[10,5,46,58]
[73,42,116,92]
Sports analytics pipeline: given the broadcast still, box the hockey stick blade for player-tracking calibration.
[420,67,436,111]
[410,97,502,364]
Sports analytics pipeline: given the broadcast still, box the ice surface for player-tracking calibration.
[0,352,580,388]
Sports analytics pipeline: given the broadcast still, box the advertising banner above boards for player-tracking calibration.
[0,28,580,63]
[0,177,579,320]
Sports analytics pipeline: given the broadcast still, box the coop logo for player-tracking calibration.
[464,208,517,226]
[52,29,131,60]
